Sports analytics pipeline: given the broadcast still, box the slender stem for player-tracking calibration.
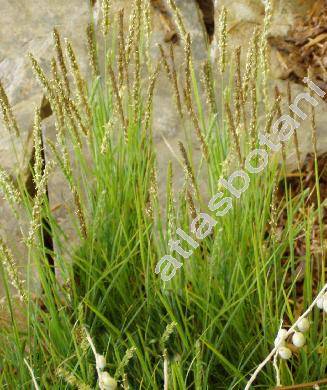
[274,377,327,389]
[163,349,169,390]
[24,358,40,390]
[272,351,280,387]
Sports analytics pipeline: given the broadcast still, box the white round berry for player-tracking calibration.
[274,329,288,348]
[96,354,106,370]
[297,318,310,333]
[316,296,324,309]
[324,298,327,313]
[99,371,117,390]
[292,331,306,348]
[278,347,292,360]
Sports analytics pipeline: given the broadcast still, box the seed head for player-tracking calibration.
[101,0,111,36]
[53,28,70,95]
[0,168,21,210]
[178,141,197,194]
[217,6,227,74]
[115,347,136,379]
[0,236,27,303]
[86,23,99,78]
[0,81,20,137]
[166,0,186,40]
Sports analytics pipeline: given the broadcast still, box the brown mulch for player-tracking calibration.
[275,153,327,315]
[279,153,327,210]
[270,0,327,91]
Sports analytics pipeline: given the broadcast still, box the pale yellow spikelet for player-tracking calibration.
[51,77,83,146]
[67,97,88,136]
[132,0,142,122]
[65,40,92,124]
[118,9,130,89]
[0,167,21,210]
[242,27,260,100]
[251,34,259,86]
[143,0,151,39]
[31,56,65,138]
[166,0,186,40]
[217,6,227,74]
[178,141,197,194]
[51,57,60,88]
[184,33,192,101]
[0,236,27,303]
[202,60,217,115]
[72,185,87,239]
[145,165,159,220]
[0,81,20,137]
[47,139,70,182]
[29,53,56,107]
[143,0,152,62]
[117,10,125,90]
[53,28,70,95]
[145,195,153,220]
[233,47,242,128]
[86,23,100,78]
[225,102,242,166]
[260,0,273,109]
[158,44,172,82]
[26,161,55,247]
[73,324,89,354]
[160,321,177,350]
[217,154,232,192]
[57,367,92,390]
[126,7,137,62]
[264,95,280,135]
[49,77,66,136]
[186,188,197,223]
[101,0,111,37]
[249,81,257,149]
[107,64,127,142]
[169,43,183,119]
[158,44,182,119]
[33,107,44,187]
[101,118,114,154]
[143,63,160,134]
[234,47,247,131]
[115,347,137,379]
[150,166,159,201]
[52,101,71,174]
[64,104,83,148]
